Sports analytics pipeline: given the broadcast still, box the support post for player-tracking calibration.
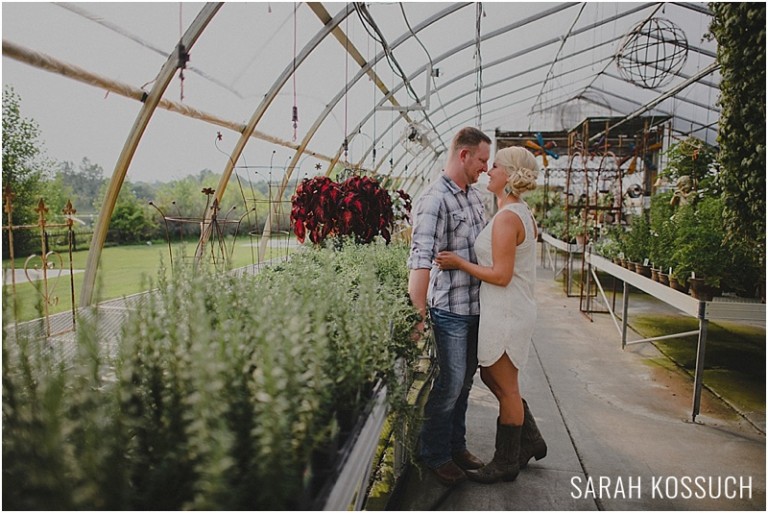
[621,281,630,349]
[691,300,708,422]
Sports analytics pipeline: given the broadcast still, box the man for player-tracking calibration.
[407,126,491,486]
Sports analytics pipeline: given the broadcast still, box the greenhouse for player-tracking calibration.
[2,2,765,510]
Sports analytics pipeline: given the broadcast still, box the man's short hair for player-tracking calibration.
[452,127,491,152]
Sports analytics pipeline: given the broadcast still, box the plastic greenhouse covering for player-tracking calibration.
[2,2,721,305]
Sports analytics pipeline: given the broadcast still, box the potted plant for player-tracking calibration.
[593,224,623,262]
[670,197,727,298]
[648,191,676,284]
[540,202,566,239]
[622,212,652,275]
[569,212,592,246]
[291,175,401,246]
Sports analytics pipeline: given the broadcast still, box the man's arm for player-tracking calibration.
[408,268,430,339]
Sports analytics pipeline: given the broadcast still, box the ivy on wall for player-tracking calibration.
[708,3,766,268]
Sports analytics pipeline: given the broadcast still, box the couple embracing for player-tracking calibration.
[407,127,547,487]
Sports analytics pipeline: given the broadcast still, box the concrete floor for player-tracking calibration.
[391,266,765,511]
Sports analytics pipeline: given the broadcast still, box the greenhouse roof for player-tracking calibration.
[3,2,721,194]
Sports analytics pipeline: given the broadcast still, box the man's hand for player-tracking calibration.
[435,250,463,270]
[410,316,426,342]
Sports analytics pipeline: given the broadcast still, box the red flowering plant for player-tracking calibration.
[290,176,342,243]
[291,174,401,245]
[391,189,412,224]
[337,175,394,243]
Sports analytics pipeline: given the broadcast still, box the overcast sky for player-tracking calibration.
[3,2,349,184]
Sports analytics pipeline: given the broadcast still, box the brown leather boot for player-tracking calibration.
[519,398,547,468]
[466,423,521,484]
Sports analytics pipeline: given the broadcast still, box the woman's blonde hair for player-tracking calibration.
[494,146,539,197]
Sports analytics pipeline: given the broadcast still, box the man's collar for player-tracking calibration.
[441,173,468,195]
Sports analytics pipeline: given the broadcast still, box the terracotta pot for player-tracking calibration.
[669,276,689,293]
[651,268,660,282]
[688,277,713,302]
[634,263,652,278]
[658,272,670,286]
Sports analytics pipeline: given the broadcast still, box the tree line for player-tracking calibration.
[2,86,290,259]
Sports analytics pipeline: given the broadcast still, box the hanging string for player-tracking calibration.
[369,24,377,168]
[292,2,299,141]
[176,3,191,102]
[343,6,350,163]
[474,3,483,130]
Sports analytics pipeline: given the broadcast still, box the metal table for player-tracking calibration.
[585,251,766,422]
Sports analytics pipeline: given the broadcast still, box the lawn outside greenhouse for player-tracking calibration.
[2,2,765,510]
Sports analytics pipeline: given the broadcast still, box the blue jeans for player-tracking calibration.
[419,308,479,469]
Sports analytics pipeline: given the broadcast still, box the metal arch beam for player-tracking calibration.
[79,2,222,307]
[318,2,472,178]
[354,35,622,168]
[393,143,433,181]
[201,3,353,260]
[600,73,720,114]
[588,62,720,142]
[355,2,647,179]
[256,2,470,261]
[672,2,714,16]
[1,39,342,163]
[436,80,612,140]
[353,2,581,168]
[432,74,598,133]
[436,58,610,123]
[403,153,440,196]
[325,2,579,178]
[405,152,443,196]
[424,83,599,153]
[357,2,655,165]
[589,85,719,135]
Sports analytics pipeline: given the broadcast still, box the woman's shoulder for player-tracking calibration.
[492,207,524,229]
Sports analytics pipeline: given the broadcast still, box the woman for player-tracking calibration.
[435,146,547,484]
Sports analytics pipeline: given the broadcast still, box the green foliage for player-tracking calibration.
[153,173,271,238]
[648,191,676,269]
[661,137,719,197]
[670,197,728,286]
[622,213,651,263]
[540,201,566,240]
[593,224,624,261]
[2,86,49,258]
[107,186,155,244]
[3,242,418,509]
[521,188,558,225]
[709,3,766,271]
[56,158,105,213]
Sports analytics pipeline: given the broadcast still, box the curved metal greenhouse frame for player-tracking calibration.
[1,2,722,306]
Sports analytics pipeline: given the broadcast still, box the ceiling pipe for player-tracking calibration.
[358,2,654,184]
[349,2,581,185]
[588,62,720,142]
[1,39,339,163]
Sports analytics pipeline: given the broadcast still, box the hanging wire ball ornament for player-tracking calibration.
[615,17,689,89]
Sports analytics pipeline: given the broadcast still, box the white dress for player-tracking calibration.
[474,202,537,369]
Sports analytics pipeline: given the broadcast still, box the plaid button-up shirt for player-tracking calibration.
[407,174,487,315]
